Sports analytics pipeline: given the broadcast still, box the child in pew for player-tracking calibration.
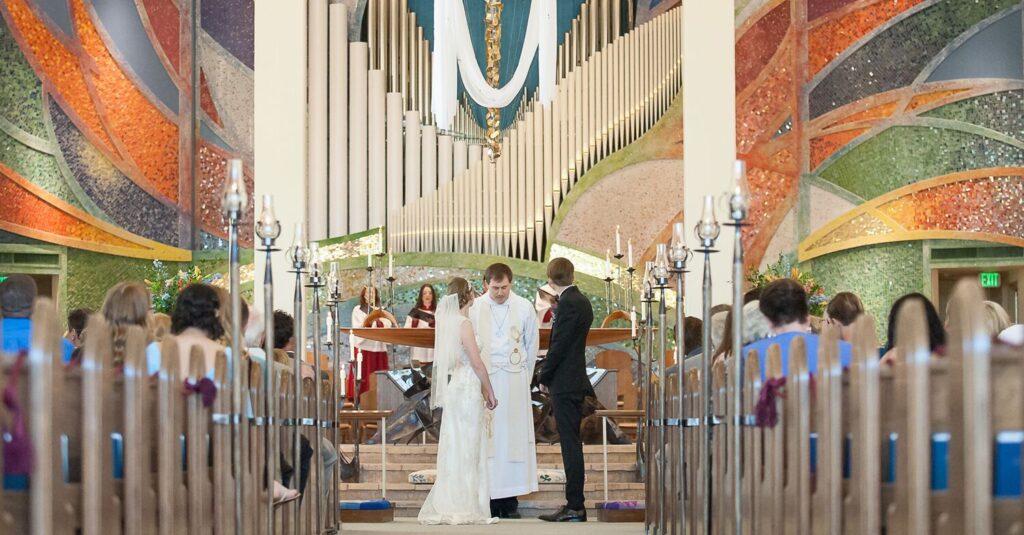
[741,278,852,380]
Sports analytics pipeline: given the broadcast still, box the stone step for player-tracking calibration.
[385,499,640,518]
[338,444,638,465]
[338,482,645,503]
[356,462,640,483]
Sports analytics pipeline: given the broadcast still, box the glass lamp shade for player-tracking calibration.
[642,260,656,298]
[654,243,670,280]
[221,158,248,215]
[289,223,308,266]
[729,159,752,215]
[669,222,688,263]
[695,194,721,244]
[327,262,341,298]
[256,194,281,243]
[308,242,322,278]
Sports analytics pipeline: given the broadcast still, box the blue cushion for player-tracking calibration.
[339,499,392,510]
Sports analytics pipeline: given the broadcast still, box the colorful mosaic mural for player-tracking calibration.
[734,0,1024,271]
[0,0,254,260]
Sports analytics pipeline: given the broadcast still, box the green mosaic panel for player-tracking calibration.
[0,20,46,138]
[819,126,1024,199]
[923,90,1024,141]
[808,241,924,344]
[0,128,83,209]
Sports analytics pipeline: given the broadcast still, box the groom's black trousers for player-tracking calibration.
[552,391,586,511]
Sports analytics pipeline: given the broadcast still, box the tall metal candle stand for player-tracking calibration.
[386,276,397,315]
[668,222,692,535]
[694,195,721,534]
[287,225,308,535]
[374,252,386,308]
[604,276,614,318]
[255,195,280,534]
[726,161,751,535]
[627,265,637,313]
[326,263,343,532]
[221,159,248,534]
[641,261,656,535]
[653,245,671,535]
[306,244,326,533]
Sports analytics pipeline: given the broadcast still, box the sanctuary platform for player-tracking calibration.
[339,443,644,519]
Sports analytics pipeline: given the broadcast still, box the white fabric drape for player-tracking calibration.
[432,0,557,130]
[430,294,462,409]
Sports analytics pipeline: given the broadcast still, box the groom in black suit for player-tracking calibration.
[537,258,593,522]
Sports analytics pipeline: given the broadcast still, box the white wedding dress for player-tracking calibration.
[418,299,498,525]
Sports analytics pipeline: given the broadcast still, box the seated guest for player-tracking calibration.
[982,301,1011,338]
[65,307,91,348]
[709,300,772,367]
[349,287,392,400]
[824,291,864,343]
[170,283,228,381]
[683,316,703,357]
[100,282,160,370]
[0,275,74,362]
[403,284,437,368]
[881,293,945,365]
[149,313,172,343]
[272,310,314,379]
[742,279,852,379]
[708,305,731,354]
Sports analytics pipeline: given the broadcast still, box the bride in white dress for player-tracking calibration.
[418,278,500,525]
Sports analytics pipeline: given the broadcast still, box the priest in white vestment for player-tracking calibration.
[469,263,540,518]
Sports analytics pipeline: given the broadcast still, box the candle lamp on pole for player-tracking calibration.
[255,194,280,533]
[694,194,721,535]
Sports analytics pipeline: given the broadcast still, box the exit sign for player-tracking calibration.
[980,272,1001,288]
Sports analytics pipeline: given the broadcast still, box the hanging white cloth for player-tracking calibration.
[432,0,557,130]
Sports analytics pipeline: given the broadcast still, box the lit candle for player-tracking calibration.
[627,239,634,269]
[630,307,637,338]
[349,329,356,361]
[605,250,611,278]
[388,251,394,278]
[340,365,347,397]
[367,252,372,268]
[356,352,363,381]
[615,225,622,256]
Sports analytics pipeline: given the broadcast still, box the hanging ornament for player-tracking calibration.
[485,0,503,161]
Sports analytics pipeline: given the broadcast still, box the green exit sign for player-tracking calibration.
[980,272,1001,288]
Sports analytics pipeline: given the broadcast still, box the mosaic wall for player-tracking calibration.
[0,0,255,262]
[735,0,1024,324]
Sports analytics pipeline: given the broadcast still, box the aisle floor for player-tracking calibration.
[342,518,643,534]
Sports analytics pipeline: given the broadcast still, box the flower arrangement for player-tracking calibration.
[746,255,829,317]
[145,260,211,314]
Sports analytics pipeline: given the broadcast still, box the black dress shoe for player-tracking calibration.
[500,511,522,519]
[538,506,587,522]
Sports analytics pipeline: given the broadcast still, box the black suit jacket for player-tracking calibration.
[538,286,594,395]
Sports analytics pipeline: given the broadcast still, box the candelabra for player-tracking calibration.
[668,222,692,534]
[640,261,656,535]
[255,195,280,533]
[626,264,637,313]
[220,159,247,534]
[326,263,344,531]
[603,275,614,318]
[725,161,751,534]
[614,252,625,310]
[653,245,670,535]
[386,276,397,315]
[287,224,308,535]
[694,194,721,535]
[306,243,326,533]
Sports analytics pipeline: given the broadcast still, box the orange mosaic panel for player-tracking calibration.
[824,101,898,129]
[905,88,970,112]
[879,176,1024,235]
[810,128,869,170]
[808,0,926,78]
[2,0,117,155]
[735,0,791,95]
[737,48,796,154]
[196,143,254,247]
[744,165,799,267]
[0,169,136,248]
[71,0,179,203]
